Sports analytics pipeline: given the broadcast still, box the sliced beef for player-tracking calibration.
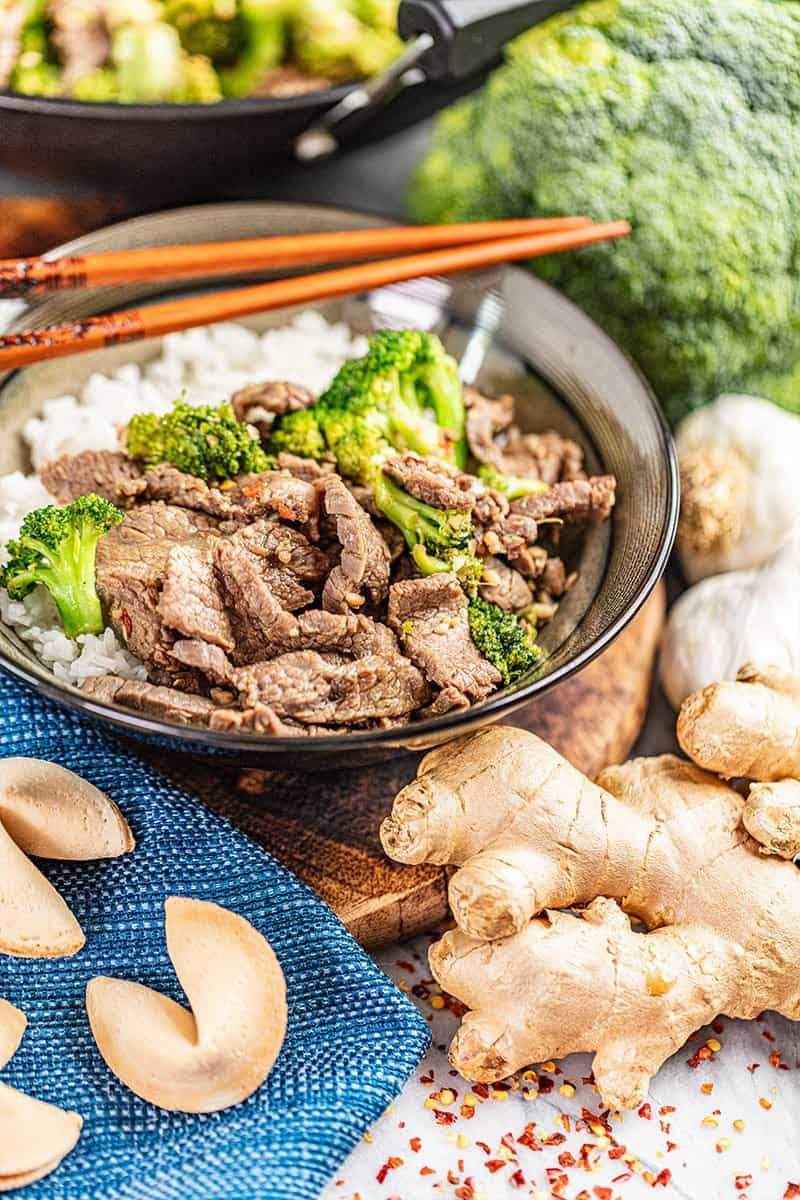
[95,502,222,681]
[158,545,234,651]
[295,610,398,658]
[170,639,429,726]
[231,380,316,439]
[319,475,391,613]
[214,538,302,663]
[137,464,234,516]
[382,453,476,511]
[540,556,569,598]
[226,470,320,527]
[512,475,616,525]
[81,675,217,727]
[478,557,534,612]
[388,575,501,703]
[464,388,585,484]
[464,389,514,466]
[229,520,329,609]
[419,686,471,718]
[477,512,539,562]
[276,452,335,482]
[40,450,147,507]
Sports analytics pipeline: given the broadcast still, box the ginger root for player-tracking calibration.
[382,718,800,1110]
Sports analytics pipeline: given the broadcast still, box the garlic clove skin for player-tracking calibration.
[675,395,800,583]
[660,535,800,709]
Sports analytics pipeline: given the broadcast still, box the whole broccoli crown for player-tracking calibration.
[126,401,273,480]
[467,595,544,685]
[477,464,549,499]
[410,0,800,421]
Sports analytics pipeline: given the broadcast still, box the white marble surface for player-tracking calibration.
[322,934,800,1200]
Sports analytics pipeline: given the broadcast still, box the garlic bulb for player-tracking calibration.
[660,534,800,709]
[676,394,800,582]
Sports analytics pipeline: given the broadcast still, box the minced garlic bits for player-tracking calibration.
[87,898,287,1113]
[0,999,82,1191]
[0,757,135,958]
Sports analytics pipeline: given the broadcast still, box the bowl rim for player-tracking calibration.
[0,79,357,120]
[0,200,679,753]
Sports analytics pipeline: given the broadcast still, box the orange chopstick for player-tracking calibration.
[0,220,631,372]
[0,217,592,299]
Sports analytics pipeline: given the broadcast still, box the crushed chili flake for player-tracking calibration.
[538,1076,554,1094]
[593,1187,613,1200]
[785,1186,800,1199]
[558,1151,577,1168]
[658,1105,676,1115]
[613,1172,633,1184]
[472,1083,490,1100]
[747,1063,760,1072]
[763,1030,776,1043]
[638,1103,652,1120]
[510,1168,526,1187]
[375,1157,403,1184]
[408,1136,421,1153]
[485,1159,507,1173]
[735,1176,753,1191]
[432,1109,457,1126]
[475,1141,491,1156]
[769,1051,782,1068]
[654,1168,672,1187]
[419,1165,436,1176]
[759,1097,773,1110]
[541,1132,567,1146]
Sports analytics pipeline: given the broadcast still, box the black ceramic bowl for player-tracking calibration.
[0,202,678,768]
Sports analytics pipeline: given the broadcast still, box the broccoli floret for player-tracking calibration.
[71,68,121,101]
[292,0,403,81]
[319,329,466,466]
[268,407,327,460]
[175,52,223,100]
[410,0,800,423]
[126,401,273,480]
[219,0,286,96]
[163,0,242,63]
[467,595,544,685]
[373,470,481,585]
[477,464,549,500]
[112,21,186,100]
[0,496,123,639]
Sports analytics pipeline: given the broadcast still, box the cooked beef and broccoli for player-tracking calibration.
[1,329,616,735]
[1,0,403,104]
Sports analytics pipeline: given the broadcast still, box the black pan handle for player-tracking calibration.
[398,0,578,81]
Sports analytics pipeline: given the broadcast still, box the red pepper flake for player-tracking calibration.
[420,1071,434,1085]
[517,1123,541,1151]
[608,1145,626,1160]
[419,1165,435,1176]
[500,1132,516,1153]
[785,1186,800,1199]
[485,1160,507,1174]
[460,1105,475,1120]
[455,1181,476,1200]
[735,1177,753,1192]
[510,1168,526,1188]
[472,1083,490,1100]
[747,1063,760,1073]
[541,1132,567,1146]
[659,1105,676,1115]
[575,1192,592,1200]
[447,1169,460,1185]
[593,1188,613,1200]
[408,1136,421,1153]
[546,1168,569,1193]
[475,1141,491,1156]
[120,609,133,640]
[666,1141,678,1152]
[770,1051,782,1068]
[558,1151,577,1168]
[613,1173,634,1184]
[375,1156,403,1184]
[395,960,415,973]
[432,1109,456,1126]
[538,1076,554,1094]
[411,982,430,999]
[638,1102,653,1120]
[763,1030,777,1043]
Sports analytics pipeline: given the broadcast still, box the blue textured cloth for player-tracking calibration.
[0,672,430,1200]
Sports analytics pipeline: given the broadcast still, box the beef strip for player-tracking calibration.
[276,453,335,482]
[382,453,477,511]
[81,674,217,727]
[512,475,616,525]
[388,575,501,703]
[95,502,222,684]
[214,538,303,663]
[464,387,585,484]
[230,520,329,609]
[477,512,539,562]
[226,470,320,526]
[158,545,234,651]
[319,475,391,613]
[231,380,316,441]
[40,450,147,507]
[170,639,429,725]
[478,556,534,612]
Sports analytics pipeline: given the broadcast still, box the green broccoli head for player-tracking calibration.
[219,0,286,97]
[163,0,242,63]
[0,495,124,639]
[467,595,544,685]
[477,464,549,500]
[268,406,328,461]
[410,0,800,423]
[292,0,403,81]
[71,68,121,102]
[318,329,466,467]
[126,400,273,480]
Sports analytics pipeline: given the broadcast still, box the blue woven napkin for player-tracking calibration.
[0,671,429,1200]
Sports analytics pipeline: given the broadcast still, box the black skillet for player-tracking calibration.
[0,0,576,194]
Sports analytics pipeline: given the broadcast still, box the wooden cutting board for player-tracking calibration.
[3,196,667,947]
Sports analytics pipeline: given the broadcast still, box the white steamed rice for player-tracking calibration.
[0,313,368,687]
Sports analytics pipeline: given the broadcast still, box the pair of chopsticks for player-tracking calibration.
[0,217,630,370]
